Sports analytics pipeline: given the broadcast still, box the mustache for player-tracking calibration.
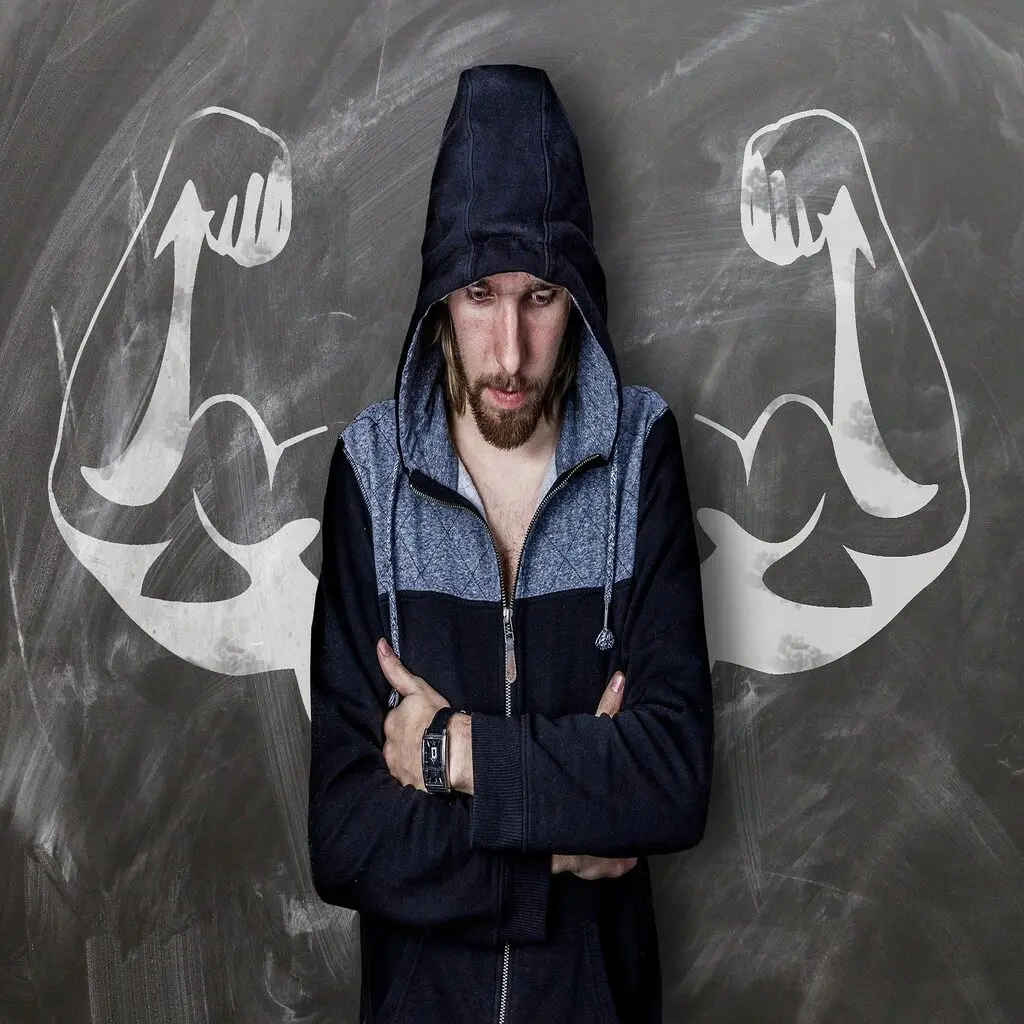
[473,374,538,394]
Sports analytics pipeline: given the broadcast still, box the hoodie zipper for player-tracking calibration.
[499,453,601,685]
[408,450,602,1024]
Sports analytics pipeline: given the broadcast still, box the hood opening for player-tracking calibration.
[396,286,617,490]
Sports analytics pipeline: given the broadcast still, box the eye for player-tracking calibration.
[531,289,559,306]
[466,286,490,302]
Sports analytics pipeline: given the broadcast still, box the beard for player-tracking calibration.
[450,340,559,450]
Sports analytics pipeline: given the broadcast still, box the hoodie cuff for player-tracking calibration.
[499,850,551,943]
[469,713,525,851]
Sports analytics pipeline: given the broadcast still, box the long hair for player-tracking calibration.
[430,296,581,421]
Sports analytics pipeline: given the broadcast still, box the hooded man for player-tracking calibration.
[308,64,714,1024]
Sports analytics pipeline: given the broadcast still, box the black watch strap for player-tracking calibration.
[422,706,466,795]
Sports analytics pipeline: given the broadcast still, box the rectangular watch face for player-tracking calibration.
[424,735,446,790]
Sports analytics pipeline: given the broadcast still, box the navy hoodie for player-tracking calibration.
[308,64,714,1024]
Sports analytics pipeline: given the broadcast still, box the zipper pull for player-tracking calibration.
[503,603,517,683]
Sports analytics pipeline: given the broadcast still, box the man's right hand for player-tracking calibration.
[550,671,638,880]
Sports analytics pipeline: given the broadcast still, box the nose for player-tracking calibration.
[493,300,526,379]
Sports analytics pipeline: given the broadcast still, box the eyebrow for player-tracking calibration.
[468,277,560,291]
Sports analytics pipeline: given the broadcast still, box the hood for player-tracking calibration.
[381,65,622,703]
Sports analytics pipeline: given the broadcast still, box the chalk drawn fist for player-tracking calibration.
[154,107,292,268]
[741,147,824,266]
[202,152,291,267]
[739,110,882,269]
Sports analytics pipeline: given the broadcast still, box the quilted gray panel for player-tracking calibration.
[341,385,668,602]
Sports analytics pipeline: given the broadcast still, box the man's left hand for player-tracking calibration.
[377,637,451,791]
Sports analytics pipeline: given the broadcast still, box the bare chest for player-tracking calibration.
[479,489,540,593]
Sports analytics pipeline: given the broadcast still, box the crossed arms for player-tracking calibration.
[307,408,714,946]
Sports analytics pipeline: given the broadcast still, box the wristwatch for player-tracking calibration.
[422,706,467,795]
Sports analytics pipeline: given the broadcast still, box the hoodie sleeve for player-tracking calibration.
[308,438,552,944]
[468,406,715,858]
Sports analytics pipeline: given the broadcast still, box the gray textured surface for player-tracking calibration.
[1,1,1022,1020]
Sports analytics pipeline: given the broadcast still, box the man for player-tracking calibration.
[308,63,714,1024]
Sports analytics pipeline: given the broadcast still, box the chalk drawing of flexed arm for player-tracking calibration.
[47,108,325,716]
[696,110,971,675]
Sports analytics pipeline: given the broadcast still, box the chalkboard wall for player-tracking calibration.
[2,0,1021,1020]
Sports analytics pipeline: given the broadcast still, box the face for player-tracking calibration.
[446,271,572,450]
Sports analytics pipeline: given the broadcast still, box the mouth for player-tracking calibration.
[487,386,527,409]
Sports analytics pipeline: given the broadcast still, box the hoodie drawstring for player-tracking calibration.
[386,459,402,709]
[594,450,618,651]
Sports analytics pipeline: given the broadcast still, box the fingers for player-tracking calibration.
[258,154,292,253]
[377,637,417,695]
[238,171,264,244]
[740,148,772,256]
[213,194,238,251]
[794,194,819,255]
[769,168,795,252]
[594,670,626,718]
[570,854,638,880]
[551,853,578,875]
